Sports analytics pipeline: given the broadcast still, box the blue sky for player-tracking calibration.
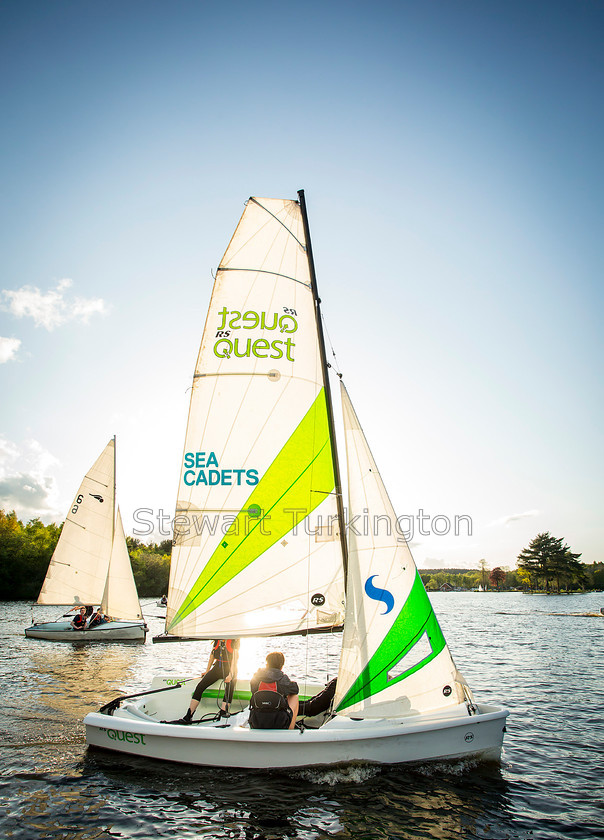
[1,0,602,570]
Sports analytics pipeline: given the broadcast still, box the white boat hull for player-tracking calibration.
[84,677,508,769]
[25,620,147,642]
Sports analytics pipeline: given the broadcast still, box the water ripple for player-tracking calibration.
[1,594,603,839]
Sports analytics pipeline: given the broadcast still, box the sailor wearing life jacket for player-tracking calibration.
[162,638,240,725]
[249,651,299,730]
[70,607,87,630]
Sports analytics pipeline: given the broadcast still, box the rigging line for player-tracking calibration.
[248,197,307,252]
[217,266,311,288]
[304,405,316,685]
[321,314,342,377]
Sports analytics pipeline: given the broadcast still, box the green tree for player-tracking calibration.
[0,510,62,598]
[0,509,173,600]
[504,567,520,589]
[517,532,583,592]
[587,562,604,589]
[130,548,170,597]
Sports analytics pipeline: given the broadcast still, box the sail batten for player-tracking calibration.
[217,267,310,287]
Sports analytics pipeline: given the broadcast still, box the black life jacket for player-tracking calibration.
[249,680,292,730]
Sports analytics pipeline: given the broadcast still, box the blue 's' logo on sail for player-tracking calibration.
[364,575,394,615]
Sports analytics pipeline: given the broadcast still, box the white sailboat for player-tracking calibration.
[84,193,507,767]
[25,438,148,642]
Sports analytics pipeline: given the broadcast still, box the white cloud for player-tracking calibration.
[0,436,61,520]
[0,336,21,363]
[487,510,540,528]
[1,278,108,330]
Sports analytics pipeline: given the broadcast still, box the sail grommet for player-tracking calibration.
[443,685,452,697]
[267,369,281,381]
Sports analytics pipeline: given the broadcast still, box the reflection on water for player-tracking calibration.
[81,748,514,840]
[1,594,603,839]
[28,644,141,720]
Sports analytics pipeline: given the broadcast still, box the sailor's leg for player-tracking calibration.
[287,694,299,729]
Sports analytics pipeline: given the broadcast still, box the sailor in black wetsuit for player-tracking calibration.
[164,639,239,725]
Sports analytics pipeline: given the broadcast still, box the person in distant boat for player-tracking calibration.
[298,677,337,717]
[67,604,93,617]
[87,609,108,628]
[164,639,240,725]
[160,594,167,606]
[70,607,87,630]
[249,651,299,730]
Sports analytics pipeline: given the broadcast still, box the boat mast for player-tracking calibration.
[112,435,116,544]
[297,189,348,584]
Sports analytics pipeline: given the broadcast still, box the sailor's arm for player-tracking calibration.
[226,647,239,683]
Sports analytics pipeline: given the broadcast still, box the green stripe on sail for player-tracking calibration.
[336,571,446,712]
[168,389,335,631]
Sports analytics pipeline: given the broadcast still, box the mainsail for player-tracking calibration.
[37,439,116,606]
[101,507,143,620]
[334,383,467,717]
[166,197,346,638]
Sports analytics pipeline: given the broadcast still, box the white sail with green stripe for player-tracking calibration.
[334,383,468,717]
[86,192,508,769]
[166,198,345,638]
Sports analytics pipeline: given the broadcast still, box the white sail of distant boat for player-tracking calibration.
[86,192,507,767]
[101,507,144,622]
[37,439,116,607]
[25,438,147,641]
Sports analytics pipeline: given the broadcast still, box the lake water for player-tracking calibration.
[1,592,603,840]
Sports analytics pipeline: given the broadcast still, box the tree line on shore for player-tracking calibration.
[0,510,171,599]
[422,533,603,592]
[1,510,602,600]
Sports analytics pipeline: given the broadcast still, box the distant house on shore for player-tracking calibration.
[439,583,453,592]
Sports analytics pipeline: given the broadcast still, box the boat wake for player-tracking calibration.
[295,763,381,786]
[410,756,481,777]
